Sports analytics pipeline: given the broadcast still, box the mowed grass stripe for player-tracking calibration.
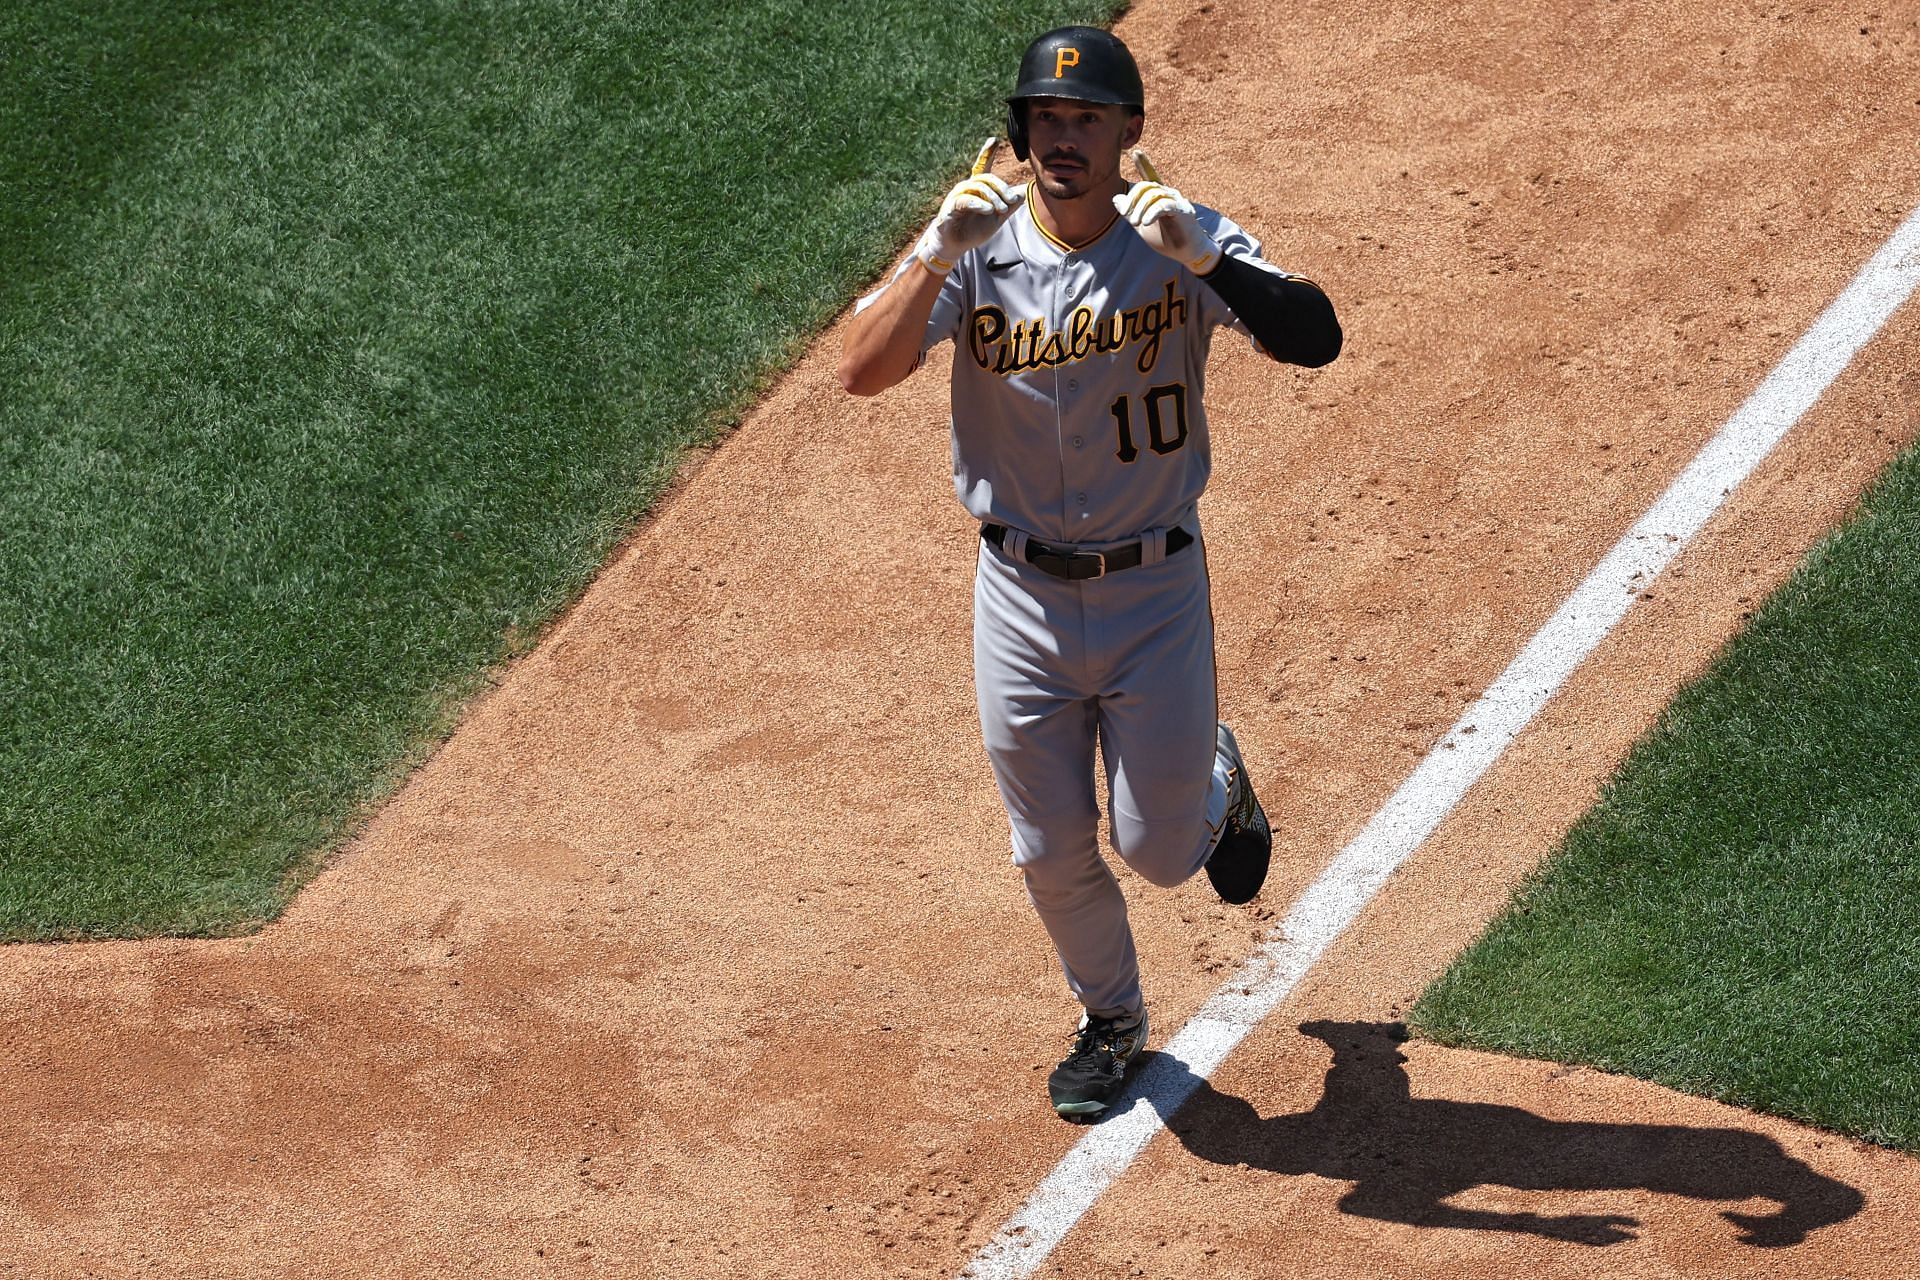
[1414,444,1920,1151]
[1,1,1120,940]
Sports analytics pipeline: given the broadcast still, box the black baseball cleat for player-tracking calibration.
[1047,1009,1148,1118]
[1205,722,1272,904]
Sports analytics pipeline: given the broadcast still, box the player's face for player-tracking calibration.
[1025,98,1143,200]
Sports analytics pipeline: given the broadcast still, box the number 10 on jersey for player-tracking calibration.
[1109,383,1190,463]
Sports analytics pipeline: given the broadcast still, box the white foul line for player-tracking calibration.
[960,202,1920,1280]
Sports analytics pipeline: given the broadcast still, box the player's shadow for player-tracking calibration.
[1155,1020,1864,1248]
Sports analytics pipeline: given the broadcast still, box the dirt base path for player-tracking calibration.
[6,1,1920,1277]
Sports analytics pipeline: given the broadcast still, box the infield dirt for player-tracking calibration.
[5,1,1920,1276]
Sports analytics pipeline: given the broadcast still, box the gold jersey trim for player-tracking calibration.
[1027,184,1122,254]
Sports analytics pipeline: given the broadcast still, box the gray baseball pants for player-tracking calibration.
[973,523,1234,1019]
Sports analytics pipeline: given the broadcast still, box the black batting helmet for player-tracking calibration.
[1005,27,1145,161]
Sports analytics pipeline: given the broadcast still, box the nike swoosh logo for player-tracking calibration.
[986,257,1023,272]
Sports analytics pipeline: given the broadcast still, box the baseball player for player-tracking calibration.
[839,27,1341,1118]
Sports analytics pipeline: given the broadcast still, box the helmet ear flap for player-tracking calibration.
[1007,101,1029,161]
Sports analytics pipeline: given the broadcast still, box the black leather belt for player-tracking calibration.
[980,523,1194,581]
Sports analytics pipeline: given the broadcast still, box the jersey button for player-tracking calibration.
[1071,435,1083,448]
[1076,493,1088,505]
[1067,379,1079,392]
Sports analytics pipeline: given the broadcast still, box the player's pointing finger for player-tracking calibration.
[971,136,1001,177]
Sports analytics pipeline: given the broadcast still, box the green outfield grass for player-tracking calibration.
[1414,443,1920,1151]
[0,1,1121,940]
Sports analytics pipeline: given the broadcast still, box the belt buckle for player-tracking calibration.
[1062,550,1106,581]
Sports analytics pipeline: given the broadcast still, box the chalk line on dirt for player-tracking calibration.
[959,202,1920,1280]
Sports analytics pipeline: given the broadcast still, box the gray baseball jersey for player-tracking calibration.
[860,188,1291,544]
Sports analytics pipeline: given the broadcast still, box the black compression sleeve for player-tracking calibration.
[1199,253,1342,367]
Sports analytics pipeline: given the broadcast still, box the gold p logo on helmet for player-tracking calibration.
[1053,47,1080,78]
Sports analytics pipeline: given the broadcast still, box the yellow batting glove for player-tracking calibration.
[917,137,1026,275]
[1114,151,1222,275]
